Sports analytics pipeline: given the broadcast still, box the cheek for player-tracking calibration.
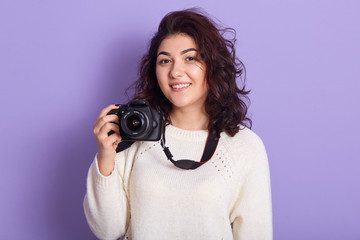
[155,66,160,80]
[155,68,163,85]
[191,67,207,85]
[190,62,206,78]
[156,68,167,92]
[156,67,166,81]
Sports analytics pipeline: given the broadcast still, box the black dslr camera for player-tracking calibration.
[107,99,165,141]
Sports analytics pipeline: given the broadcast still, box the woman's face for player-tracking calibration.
[156,34,208,111]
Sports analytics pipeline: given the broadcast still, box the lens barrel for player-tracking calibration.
[120,110,151,138]
[126,115,142,131]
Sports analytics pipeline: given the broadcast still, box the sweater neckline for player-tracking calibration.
[165,124,209,141]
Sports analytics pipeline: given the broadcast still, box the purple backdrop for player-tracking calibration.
[1,0,359,239]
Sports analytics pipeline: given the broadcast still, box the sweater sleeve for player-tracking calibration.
[230,134,273,240]
[84,144,138,240]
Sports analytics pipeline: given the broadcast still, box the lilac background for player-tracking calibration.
[0,0,359,239]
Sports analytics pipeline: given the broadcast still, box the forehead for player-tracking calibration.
[157,34,198,53]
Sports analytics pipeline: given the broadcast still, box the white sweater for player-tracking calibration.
[84,125,272,240]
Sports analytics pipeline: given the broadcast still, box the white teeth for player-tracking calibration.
[171,83,191,89]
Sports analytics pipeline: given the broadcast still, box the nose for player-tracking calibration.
[169,61,184,79]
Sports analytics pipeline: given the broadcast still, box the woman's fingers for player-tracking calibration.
[93,104,123,159]
[107,133,122,150]
[94,114,120,136]
[96,132,121,163]
[95,122,122,159]
[98,131,122,149]
[94,105,123,173]
[94,104,119,128]
[99,104,119,118]
[97,122,120,141]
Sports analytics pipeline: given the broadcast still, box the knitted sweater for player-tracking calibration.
[84,125,272,240]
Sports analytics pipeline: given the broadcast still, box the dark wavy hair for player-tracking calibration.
[129,8,252,136]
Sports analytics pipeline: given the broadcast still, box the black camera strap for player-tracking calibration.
[160,129,220,170]
[116,129,220,170]
[116,141,135,152]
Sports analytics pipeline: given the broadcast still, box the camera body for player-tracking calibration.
[108,99,165,141]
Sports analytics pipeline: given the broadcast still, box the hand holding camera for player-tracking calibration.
[93,100,165,175]
[93,104,122,176]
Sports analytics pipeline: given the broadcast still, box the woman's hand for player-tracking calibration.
[93,104,122,176]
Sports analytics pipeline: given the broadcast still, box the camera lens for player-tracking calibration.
[121,110,150,138]
[126,115,142,131]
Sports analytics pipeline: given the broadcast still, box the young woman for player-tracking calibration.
[84,9,272,240]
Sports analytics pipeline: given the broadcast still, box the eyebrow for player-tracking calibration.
[157,48,198,57]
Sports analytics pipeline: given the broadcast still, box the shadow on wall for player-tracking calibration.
[45,34,146,239]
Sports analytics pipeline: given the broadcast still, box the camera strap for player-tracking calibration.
[116,141,135,152]
[116,128,220,170]
[160,129,220,170]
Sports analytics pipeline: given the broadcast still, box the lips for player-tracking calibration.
[170,83,191,89]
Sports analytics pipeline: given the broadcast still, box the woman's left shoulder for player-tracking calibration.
[218,127,269,172]
[220,126,267,156]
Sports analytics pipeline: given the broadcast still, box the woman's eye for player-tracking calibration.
[159,59,170,64]
[186,57,195,61]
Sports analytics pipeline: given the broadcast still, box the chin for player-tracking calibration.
[168,97,190,108]
[171,99,206,110]
[171,101,190,109]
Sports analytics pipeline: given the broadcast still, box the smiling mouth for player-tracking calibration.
[170,83,191,89]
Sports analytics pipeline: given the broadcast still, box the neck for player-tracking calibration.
[169,106,209,131]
